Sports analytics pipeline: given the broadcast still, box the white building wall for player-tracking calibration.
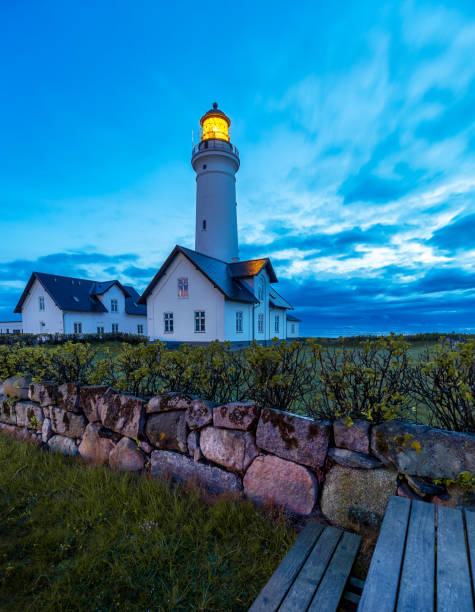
[0,321,23,334]
[146,253,225,342]
[252,271,270,341]
[286,320,300,338]
[192,144,239,262]
[269,307,287,340]
[63,284,146,335]
[224,300,254,342]
[21,279,64,334]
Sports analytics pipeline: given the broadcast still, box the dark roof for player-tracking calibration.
[269,287,293,310]
[123,286,147,316]
[287,314,301,322]
[139,245,259,305]
[229,258,278,283]
[14,272,144,315]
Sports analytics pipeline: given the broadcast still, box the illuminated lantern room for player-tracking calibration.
[200,102,231,142]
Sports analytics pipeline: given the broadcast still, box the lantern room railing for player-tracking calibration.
[192,139,239,157]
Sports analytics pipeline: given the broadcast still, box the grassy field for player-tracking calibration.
[0,436,296,611]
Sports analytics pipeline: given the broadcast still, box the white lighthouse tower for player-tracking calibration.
[191,103,240,262]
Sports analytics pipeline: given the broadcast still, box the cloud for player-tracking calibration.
[429,213,475,251]
[122,265,157,279]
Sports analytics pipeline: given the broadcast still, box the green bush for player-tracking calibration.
[409,339,474,433]
[0,331,145,347]
[1,335,473,432]
[306,334,411,423]
[244,339,319,413]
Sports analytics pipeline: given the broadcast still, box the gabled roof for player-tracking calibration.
[139,245,259,305]
[14,272,144,315]
[229,258,278,283]
[123,286,147,316]
[269,287,293,310]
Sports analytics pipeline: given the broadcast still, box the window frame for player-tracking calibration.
[274,315,279,334]
[39,296,45,311]
[177,278,189,298]
[110,298,118,313]
[137,324,144,334]
[74,322,82,334]
[258,313,264,333]
[235,311,243,333]
[258,279,265,302]
[111,323,119,333]
[97,326,104,334]
[164,312,174,333]
[194,310,205,333]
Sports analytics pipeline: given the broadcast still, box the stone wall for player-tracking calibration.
[1,375,473,532]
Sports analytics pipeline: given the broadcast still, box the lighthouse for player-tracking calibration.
[139,103,298,342]
[191,103,240,262]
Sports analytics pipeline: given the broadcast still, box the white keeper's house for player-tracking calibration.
[14,273,147,335]
[139,103,300,343]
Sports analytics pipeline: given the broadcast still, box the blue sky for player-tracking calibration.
[1,0,474,335]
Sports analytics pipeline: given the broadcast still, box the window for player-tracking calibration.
[97,326,104,334]
[39,296,45,311]
[258,279,265,302]
[291,324,295,334]
[111,299,118,312]
[274,315,279,333]
[112,323,119,332]
[178,278,188,298]
[236,311,243,333]
[194,311,205,333]
[202,219,207,230]
[258,313,264,333]
[164,312,174,333]
[40,321,46,329]
[137,324,144,334]
[74,322,82,334]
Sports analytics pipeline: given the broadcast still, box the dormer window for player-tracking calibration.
[111,299,118,312]
[178,278,188,298]
[39,296,45,311]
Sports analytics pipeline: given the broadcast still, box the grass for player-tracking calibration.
[0,436,296,611]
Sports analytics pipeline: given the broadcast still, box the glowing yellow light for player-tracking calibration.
[201,115,230,141]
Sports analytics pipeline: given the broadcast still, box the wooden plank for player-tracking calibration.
[397,500,435,612]
[248,522,324,612]
[279,526,341,611]
[465,510,475,596]
[308,531,361,612]
[437,505,473,612]
[358,496,411,612]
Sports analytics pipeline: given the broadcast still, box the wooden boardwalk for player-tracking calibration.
[358,496,475,612]
[249,522,361,612]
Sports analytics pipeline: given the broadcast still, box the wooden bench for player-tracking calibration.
[358,495,475,611]
[249,523,361,611]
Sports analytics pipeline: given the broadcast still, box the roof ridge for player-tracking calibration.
[179,245,230,265]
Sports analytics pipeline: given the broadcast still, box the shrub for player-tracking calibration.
[409,339,475,433]
[91,342,167,397]
[306,334,411,423]
[0,331,145,347]
[157,341,247,404]
[244,339,319,413]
